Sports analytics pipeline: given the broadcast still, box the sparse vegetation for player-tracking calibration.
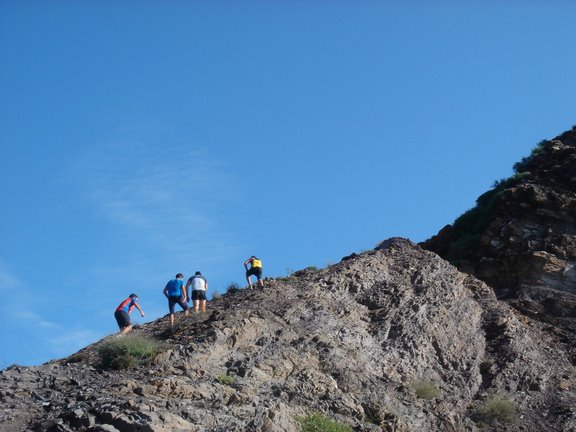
[437,139,550,265]
[513,139,548,173]
[216,374,236,385]
[473,396,517,424]
[298,413,352,432]
[226,282,241,294]
[412,381,441,399]
[98,335,164,370]
[4,364,22,371]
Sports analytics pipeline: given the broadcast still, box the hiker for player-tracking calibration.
[163,273,189,328]
[244,255,263,288]
[186,271,208,313]
[114,293,145,335]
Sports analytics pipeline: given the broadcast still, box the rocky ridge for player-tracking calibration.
[1,239,576,431]
[422,126,576,347]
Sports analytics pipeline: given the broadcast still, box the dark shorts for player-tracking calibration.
[192,290,206,301]
[168,296,189,314]
[246,267,263,280]
[114,310,131,329]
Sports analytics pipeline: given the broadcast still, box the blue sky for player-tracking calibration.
[1,1,575,368]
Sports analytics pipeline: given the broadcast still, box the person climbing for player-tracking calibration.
[186,271,208,313]
[163,273,189,328]
[244,255,263,288]
[114,293,145,335]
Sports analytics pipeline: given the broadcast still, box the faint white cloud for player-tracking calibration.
[75,135,239,259]
[46,329,103,357]
[0,258,23,292]
[12,311,61,329]
[0,261,65,331]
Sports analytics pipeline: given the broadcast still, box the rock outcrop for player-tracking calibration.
[422,126,576,340]
[2,239,576,431]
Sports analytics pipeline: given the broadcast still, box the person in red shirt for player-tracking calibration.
[114,294,145,335]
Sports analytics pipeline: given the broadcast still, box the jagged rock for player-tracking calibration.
[422,126,576,344]
[2,239,576,431]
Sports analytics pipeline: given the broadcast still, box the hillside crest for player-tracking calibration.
[2,238,576,431]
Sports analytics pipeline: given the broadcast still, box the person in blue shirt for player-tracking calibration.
[163,273,189,328]
[114,294,145,335]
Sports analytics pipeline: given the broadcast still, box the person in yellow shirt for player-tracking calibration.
[244,255,263,288]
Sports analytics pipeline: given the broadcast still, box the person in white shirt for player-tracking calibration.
[186,271,208,313]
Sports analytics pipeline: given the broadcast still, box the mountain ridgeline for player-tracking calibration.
[2,127,576,432]
[422,126,576,342]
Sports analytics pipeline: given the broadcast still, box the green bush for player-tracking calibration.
[99,335,163,370]
[513,140,548,173]
[474,396,517,424]
[439,140,544,264]
[298,413,351,432]
[413,381,441,400]
[215,374,236,385]
[445,170,532,263]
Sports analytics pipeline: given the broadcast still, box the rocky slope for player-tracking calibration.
[2,239,576,432]
[422,126,576,345]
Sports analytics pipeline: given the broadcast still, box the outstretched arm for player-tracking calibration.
[134,302,145,317]
[244,258,251,270]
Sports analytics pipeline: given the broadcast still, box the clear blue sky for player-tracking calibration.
[1,1,575,368]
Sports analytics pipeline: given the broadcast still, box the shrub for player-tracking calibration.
[226,282,241,294]
[4,364,22,371]
[298,413,352,432]
[413,381,441,400]
[99,335,163,370]
[513,140,548,173]
[216,374,236,385]
[441,141,541,265]
[474,396,517,424]
[445,170,531,263]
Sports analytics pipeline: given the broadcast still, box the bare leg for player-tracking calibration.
[200,300,206,313]
[120,325,133,335]
[193,300,200,313]
[169,313,175,327]
[246,275,252,288]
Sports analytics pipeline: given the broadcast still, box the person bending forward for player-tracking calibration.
[186,271,208,313]
[163,273,189,328]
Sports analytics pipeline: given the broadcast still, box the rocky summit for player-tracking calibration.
[422,126,576,353]
[2,238,576,431]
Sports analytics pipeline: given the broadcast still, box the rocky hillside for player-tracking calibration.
[422,126,576,343]
[2,239,576,432]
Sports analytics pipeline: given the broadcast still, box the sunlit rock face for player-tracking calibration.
[2,238,576,432]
